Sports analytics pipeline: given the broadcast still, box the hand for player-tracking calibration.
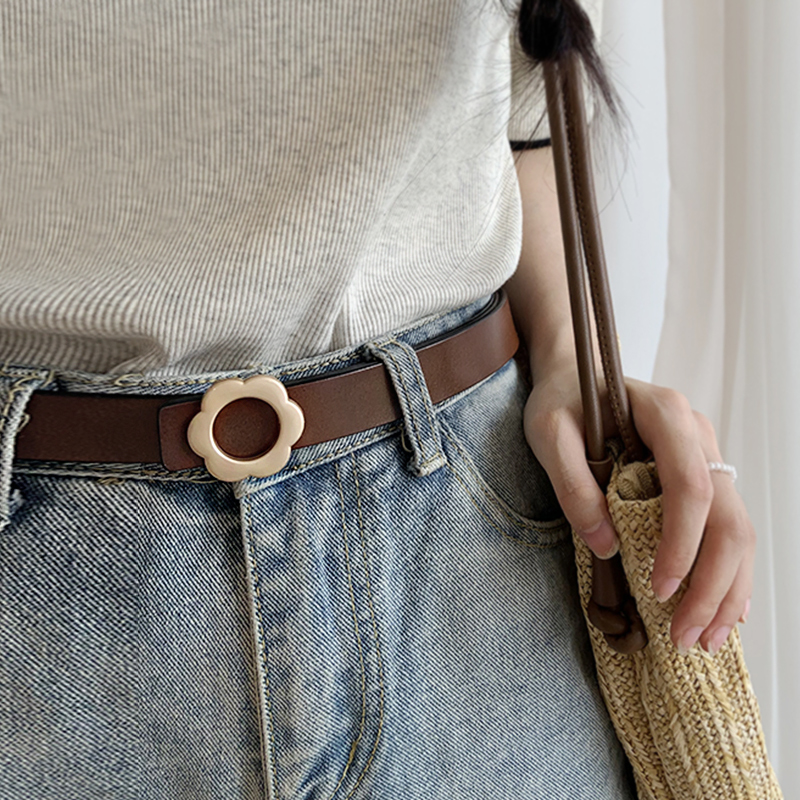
[523,364,755,655]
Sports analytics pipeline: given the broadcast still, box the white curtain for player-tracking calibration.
[600,1,798,795]
[656,2,799,790]
[598,1,669,383]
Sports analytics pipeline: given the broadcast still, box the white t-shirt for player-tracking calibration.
[0,1,601,375]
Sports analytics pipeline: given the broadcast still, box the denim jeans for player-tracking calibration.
[0,295,636,800]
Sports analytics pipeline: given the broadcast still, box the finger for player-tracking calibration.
[700,554,754,655]
[668,474,753,653]
[697,498,755,652]
[526,408,618,558]
[625,382,715,601]
[739,597,751,625]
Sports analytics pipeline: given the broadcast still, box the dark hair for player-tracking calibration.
[510,0,624,143]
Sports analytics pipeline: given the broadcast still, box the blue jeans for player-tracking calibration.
[0,295,636,799]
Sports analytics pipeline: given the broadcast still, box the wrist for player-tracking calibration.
[526,326,606,386]
[506,278,573,374]
[527,330,576,382]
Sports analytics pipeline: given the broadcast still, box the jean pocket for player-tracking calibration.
[436,358,569,545]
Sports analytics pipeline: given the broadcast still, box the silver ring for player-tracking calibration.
[707,461,737,483]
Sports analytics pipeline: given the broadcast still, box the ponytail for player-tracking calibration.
[512,0,623,137]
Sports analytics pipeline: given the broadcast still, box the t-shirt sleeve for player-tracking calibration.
[507,0,604,145]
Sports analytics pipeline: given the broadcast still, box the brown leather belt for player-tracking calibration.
[15,292,519,480]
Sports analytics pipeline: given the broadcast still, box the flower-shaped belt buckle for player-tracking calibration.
[187,375,304,482]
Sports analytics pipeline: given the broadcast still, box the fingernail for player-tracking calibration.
[580,520,619,559]
[709,626,732,655]
[739,598,751,624]
[677,626,704,656]
[654,577,681,603]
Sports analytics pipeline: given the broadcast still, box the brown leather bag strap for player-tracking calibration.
[543,53,648,654]
[543,58,611,483]
[543,55,646,467]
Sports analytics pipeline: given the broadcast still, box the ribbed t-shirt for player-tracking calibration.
[0,1,600,375]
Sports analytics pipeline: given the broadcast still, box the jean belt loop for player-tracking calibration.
[363,336,447,478]
[0,368,54,532]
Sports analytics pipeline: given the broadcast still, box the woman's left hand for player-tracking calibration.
[523,366,756,655]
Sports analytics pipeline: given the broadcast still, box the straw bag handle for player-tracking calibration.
[542,53,649,653]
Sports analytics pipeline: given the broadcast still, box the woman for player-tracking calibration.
[0,1,754,797]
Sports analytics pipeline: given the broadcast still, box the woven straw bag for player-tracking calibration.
[543,54,783,799]
[574,452,782,799]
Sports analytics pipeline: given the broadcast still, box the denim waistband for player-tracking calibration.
[0,294,497,518]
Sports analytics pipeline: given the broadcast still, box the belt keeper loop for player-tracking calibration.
[0,369,53,531]
[363,338,446,477]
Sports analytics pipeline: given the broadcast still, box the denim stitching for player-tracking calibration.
[330,463,369,799]
[113,375,211,388]
[372,344,430,463]
[277,353,358,377]
[0,372,53,431]
[440,422,567,534]
[0,380,22,429]
[386,337,439,450]
[55,371,266,389]
[345,453,386,800]
[16,411,31,433]
[0,365,55,383]
[0,372,52,529]
[439,424,568,548]
[12,462,215,484]
[243,496,281,800]
[91,374,216,388]
[444,463,564,549]
[372,344,427,462]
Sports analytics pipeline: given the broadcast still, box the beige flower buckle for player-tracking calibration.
[187,375,304,482]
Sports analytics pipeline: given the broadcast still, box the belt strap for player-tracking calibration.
[15,292,519,472]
